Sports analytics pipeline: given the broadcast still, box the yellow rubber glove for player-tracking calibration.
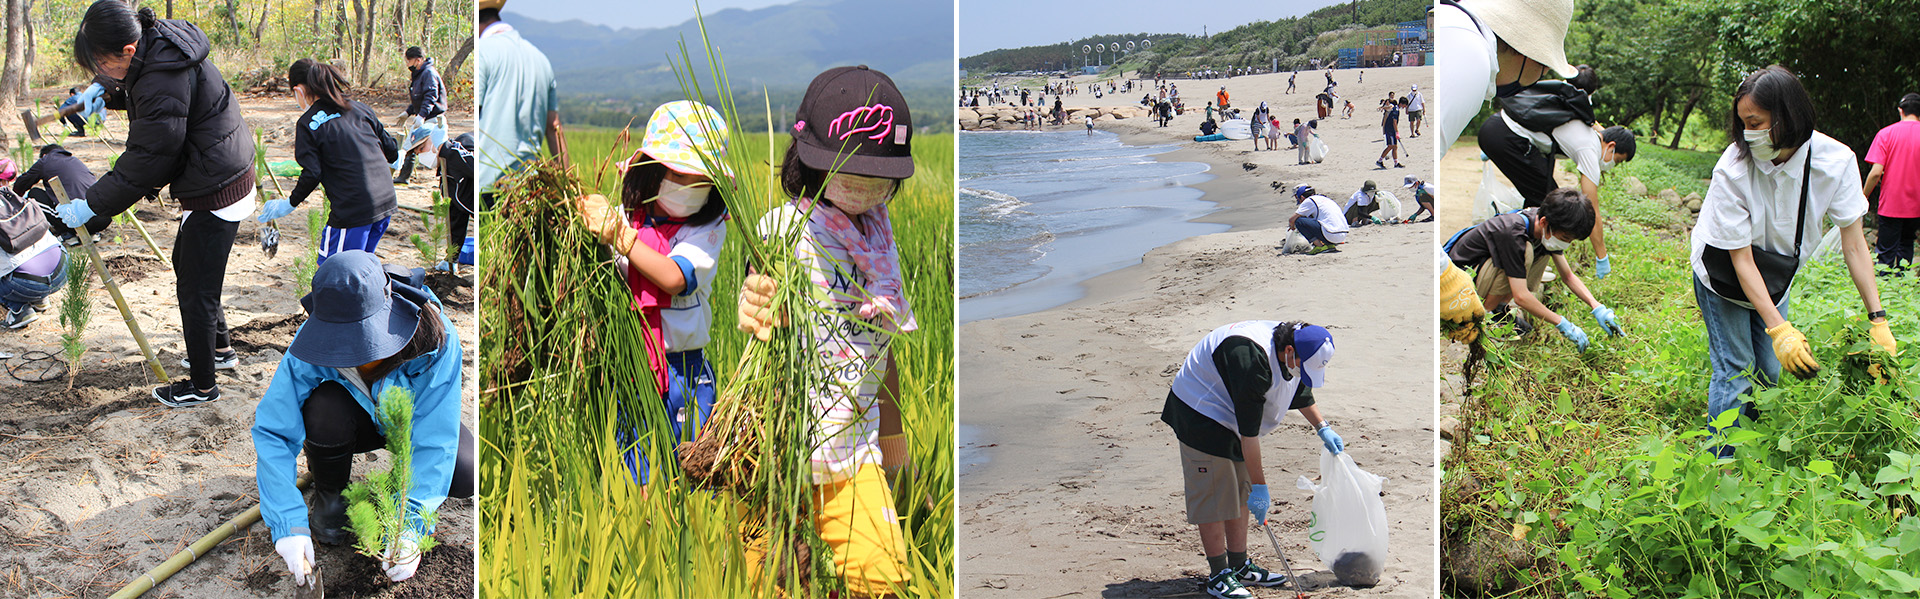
[573,193,636,253]
[1766,321,1821,378]
[1440,262,1486,323]
[735,273,785,342]
[1870,319,1897,355]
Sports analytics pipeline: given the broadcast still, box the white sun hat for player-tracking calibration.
[1461,0,1578,79]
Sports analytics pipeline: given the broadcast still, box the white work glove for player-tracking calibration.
[275,535,315,586]
[381,531,423,582]
[406,115,424,131]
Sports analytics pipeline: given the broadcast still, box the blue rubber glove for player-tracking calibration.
[1556,319,1591,352]
[1246,483,1270,524]
[1317,425,1344,454]
[56,200,95,229]
[257,198,295,222]
[75,82,105,106]
[1595,256,1612,280]
[1592,305,1625,337]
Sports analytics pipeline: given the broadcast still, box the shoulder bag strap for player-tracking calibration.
[1792,149,1812,255]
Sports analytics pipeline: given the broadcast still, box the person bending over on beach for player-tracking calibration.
[1200,118,1219,137]
[736,65,918,596]
[573,101,732,488]
[1160,320,1343,599]
[1402,175,1436,223]
[1344,180,1380,227]
[1444,188,1621,350]
[1289,185,1349,255]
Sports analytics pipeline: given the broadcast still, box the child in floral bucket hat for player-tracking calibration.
[572,100,732,486]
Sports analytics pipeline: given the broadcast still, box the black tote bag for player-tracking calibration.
[1700,154,1813,306]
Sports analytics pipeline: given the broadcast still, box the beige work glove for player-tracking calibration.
[736,273,785,342]
[1766,321,1821,378]
[573,193,635,254]
[1440,262,1486,323]
[1870,319,1898,355]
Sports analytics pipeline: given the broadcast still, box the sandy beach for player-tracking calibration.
[0,89,475,599]
[959,66,1437,598]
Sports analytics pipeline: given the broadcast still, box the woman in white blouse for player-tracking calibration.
[1690,65,1895,456]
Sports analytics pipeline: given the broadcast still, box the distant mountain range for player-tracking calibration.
[503,0,953,97]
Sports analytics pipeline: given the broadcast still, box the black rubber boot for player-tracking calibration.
[305,441,354,545]
[393,157,416,185]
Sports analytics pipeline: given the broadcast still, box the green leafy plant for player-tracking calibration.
[410,191,449,265]
[293,207,328,297]
[58,253,91,389]
[1443,144,1920,598]
[343,386,440,564]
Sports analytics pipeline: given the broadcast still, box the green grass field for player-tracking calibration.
[477,121,954,598]
[1444,147,1920,597]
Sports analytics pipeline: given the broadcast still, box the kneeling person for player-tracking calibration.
[252,251,475,585]
[1444,188,1623,350]
[1289,185,1349,254]
[1161,321,1344,599]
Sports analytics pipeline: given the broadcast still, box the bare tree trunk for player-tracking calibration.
[222,0,244,40]
[253,0,270,42]
[166,0,173,19]
[1669,89,1703,150]
[21,0,31,97]
[1,0,26,111]
[334,0,347,61]
[357,0,378,84]
[420,0,434,48]
[392,0,406,47]
[444,34,471,87]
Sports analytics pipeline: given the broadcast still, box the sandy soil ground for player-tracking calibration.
[0,86,475,599]
[958,66,1438,598]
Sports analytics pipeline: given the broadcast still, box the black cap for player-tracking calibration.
[405,46,425,59]
[792,65,914,179]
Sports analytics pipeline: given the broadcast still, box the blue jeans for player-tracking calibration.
[0,250,69,311]
[1296,218,1329,245]
[1694,276,1784,453]
[620,349,718,485]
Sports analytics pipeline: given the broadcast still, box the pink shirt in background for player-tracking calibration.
[1867,120,1920,218]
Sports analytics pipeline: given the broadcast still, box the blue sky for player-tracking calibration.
[959,0,1349,56]
[505,0,803,30]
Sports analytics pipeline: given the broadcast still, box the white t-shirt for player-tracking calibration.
[1169,320,1301,438]
[1346,189,1375,209]
[1436,0,1498,159]
[758,203,892,483]
[1296,195,1350,243]
[181,188,259,223]
[1408,91,1425,112]
[1500,111,1606,184]
[1690,132,1867,305]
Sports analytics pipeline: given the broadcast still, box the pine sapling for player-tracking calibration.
[411,191,448,266]
[343,387,440,567]
[58,254,91,389]
[293,207,328,297]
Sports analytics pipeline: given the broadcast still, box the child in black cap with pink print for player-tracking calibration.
[736,64,918,597]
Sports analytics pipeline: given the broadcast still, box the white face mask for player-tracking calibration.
[825,174,895,215]
[653,179,710,218]
[1600,158,1615,173]
[1744,127,1779,162]
[1542,236,1572,252]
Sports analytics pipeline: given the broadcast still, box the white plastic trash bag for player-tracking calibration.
[1296,449,1389,587]
[1281,229,1312,254]
[1306,134,1330,163]
[1809,226,1844,263]
[1223,118,1253,140]
[1472,162,1523,224]
[1372,190,1403,222]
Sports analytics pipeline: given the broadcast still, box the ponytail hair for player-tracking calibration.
[73,1,150,73]
[288,59,352,110]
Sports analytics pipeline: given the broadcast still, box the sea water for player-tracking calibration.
[958,130,1223,323]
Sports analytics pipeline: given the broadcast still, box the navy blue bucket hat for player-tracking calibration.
[291,250,423,368]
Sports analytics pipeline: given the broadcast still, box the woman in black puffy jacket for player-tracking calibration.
[255,59,399,266]
[61,0,255,407]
